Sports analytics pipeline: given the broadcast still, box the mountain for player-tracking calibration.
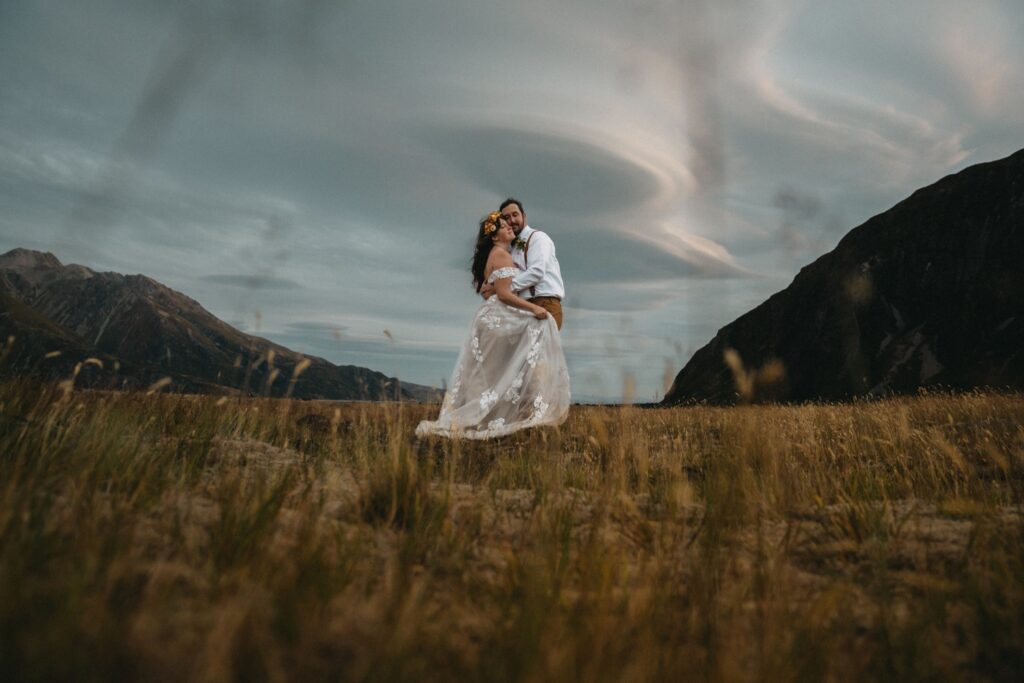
[663,148,1024,405]
[0,249,440,401]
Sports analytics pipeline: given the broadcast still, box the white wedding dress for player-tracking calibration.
[416,267,570,439]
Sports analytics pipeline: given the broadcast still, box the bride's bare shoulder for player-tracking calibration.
[486,247,514,270]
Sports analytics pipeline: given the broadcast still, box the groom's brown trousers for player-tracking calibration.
[532,297,563,330]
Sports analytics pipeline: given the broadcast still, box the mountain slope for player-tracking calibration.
[0,249,439,400]
[663,148,1024,405]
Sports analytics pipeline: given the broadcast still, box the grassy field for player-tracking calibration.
[1,379,1022,682]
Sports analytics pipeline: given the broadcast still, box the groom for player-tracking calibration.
[482,198,565,329]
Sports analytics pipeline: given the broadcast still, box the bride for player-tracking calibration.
[416,211,570,439]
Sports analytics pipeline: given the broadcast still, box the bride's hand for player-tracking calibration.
[533,306,549,319]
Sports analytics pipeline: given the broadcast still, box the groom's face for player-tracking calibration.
[500,204,525,235]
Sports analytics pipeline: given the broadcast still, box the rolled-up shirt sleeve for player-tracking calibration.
[511,233,552,293]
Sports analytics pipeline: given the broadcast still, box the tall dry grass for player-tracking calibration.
[1,380,1022,681]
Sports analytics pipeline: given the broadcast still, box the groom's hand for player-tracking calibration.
[480,282,495,299]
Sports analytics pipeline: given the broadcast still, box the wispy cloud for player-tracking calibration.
[201,274,303,290]
[936,2,1024,118]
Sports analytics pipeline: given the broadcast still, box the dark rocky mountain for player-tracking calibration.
[0,248,440,401]
[663,147,1024,405]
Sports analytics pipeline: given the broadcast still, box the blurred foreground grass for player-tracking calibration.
[1,380,1022,682]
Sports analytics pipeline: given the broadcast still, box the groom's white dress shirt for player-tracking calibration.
[511,225,565,300]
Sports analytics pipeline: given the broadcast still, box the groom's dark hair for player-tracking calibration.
[499,198,524,214]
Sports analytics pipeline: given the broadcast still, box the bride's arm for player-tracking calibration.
[485,249,546,318]
[494,277,548,319]
[487,250,546,318]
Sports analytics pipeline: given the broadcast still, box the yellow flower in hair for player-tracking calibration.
[483,210,501,234]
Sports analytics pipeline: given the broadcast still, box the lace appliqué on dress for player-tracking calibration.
[529,395,549,423]
[504,369,524,403]
[526,327,542,367]
[487,266,518,283]
[447,365,463,406]
[480,389,498,412]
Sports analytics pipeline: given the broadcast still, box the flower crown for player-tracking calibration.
[482,211,501,235]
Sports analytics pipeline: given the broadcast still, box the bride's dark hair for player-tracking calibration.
[470,211,501,292]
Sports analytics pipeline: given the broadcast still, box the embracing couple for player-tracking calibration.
[416,198,571,439]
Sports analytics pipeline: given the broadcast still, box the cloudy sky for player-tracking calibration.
[2,0,1022,402]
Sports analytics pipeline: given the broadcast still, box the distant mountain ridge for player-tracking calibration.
[663,148,1024,405]
[0,248,440,401]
